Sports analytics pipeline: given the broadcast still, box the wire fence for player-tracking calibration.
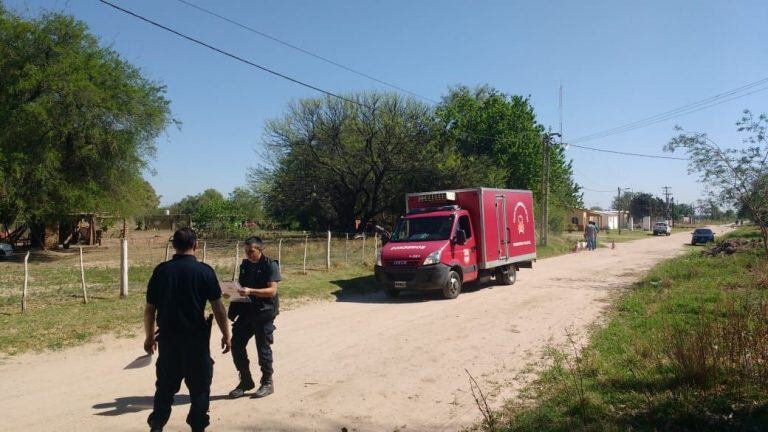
[0,230,381,313]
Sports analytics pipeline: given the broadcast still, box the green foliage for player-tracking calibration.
[0,9,172,225]
[629,193,666,219]
[259,92,442,231]
[436,85,582,214]
[672,202,695,221]
[228,186,264,221]
[259,86,582,232]
[667,110,768,254]
[611,191,635,213]
[170,188,224,216]
[166,187,270,238]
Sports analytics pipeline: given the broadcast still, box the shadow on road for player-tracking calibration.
[93,394,229,416]
[330,274,492,304]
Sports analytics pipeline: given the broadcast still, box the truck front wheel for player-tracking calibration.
[497,265,516,285]
[442,271,462,299]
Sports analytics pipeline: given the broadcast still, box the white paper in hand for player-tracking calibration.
[220,280,251,302]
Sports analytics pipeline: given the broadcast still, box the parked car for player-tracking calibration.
[375,187,536,299]
[691,228,715,245]
[653,221,672,236]
[0,243,13,258]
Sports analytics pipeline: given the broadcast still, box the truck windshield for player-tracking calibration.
[390,216,454,242]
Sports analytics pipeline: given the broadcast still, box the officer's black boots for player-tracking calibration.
[228,373,256,399]
[251,378,274,399]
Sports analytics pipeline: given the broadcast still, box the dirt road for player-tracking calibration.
[0,229,728,432]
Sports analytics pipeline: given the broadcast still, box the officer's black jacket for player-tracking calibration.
[238,254,281,316]
[147,254,221,335]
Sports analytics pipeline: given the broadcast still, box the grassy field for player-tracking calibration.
[486,227,768,432]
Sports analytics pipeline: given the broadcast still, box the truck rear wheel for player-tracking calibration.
[497,265,516,285]
[442,271,462,299]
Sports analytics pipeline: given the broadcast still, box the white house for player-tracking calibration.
[594,210,633,231]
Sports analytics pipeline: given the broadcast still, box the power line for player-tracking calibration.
[97,0,745,164]
[173,0,439,104]
[98,0,367,108]
[567,142,690,160]
[570,78,768,144]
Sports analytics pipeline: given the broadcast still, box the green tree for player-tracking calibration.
[435,85,582,232]
[671,202,694,221]
[612,191,636,213]
[228,187,265,222]
[629,193,666,219]
[667,110,768,254]
[258,92,441,231]
[170,189,225,217]
[0,9,172,230]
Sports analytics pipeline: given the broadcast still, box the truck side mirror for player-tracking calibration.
[455,229,467,245]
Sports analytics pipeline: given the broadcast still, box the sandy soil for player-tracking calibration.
[0,228,729,432]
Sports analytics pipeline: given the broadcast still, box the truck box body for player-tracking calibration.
[375,187,536,298]
[405,188,536,268]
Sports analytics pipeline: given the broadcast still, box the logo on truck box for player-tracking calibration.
[513,201,530,235]
[512,201,532,247]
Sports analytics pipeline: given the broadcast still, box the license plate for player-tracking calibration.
[394,281,406,288]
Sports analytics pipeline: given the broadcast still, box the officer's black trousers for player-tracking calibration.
[231,315,275,382]
[148,334,213,430]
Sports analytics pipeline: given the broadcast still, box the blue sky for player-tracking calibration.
[6,0,768,209]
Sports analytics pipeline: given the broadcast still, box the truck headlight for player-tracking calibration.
[422,250,441,266]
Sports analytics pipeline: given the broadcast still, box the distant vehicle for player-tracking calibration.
[0,243,13,258]
[652,221,672,236]
[691,228,715,245]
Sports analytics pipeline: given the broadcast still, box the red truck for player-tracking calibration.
[375,187,537,299]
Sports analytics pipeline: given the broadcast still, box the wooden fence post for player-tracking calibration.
[80,247,88,304]
[21,251,30,313]
[361,235,366,263]
[202,241,207,263]
[373,232,378,264]
[345,233,349,265]
[303,235,308,275]
[326,230,332,271]
[278,238,283,265]
[120,238,128,298]
[232,240,240,282]
[164,242,170,262]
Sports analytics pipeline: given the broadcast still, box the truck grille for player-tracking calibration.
[384,259,421,267]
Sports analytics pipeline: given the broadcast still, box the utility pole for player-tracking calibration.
[539,130,561,247]
[617,187,630,235]
[617,187,622,235]
[662,186,672,221]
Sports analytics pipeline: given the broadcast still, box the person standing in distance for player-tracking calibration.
[228,236,281,399]
[144,228,231,432]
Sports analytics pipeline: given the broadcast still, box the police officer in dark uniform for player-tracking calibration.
[144,228,232,432]
[228,236,281,399]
